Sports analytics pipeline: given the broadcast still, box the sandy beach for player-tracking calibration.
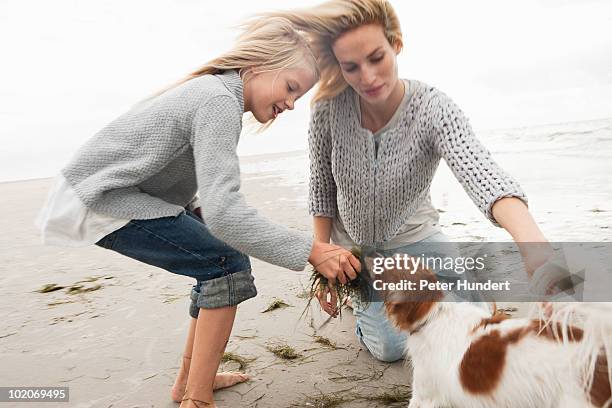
[1,118,611,407]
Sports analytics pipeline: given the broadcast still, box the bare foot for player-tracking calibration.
[213,371,250,389]
[171,362,249,403]
[171,356,191,403]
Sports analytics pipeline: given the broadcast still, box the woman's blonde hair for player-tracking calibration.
[262,0,402,104]
[156,16,319,116]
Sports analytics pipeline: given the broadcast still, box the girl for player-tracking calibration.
[36,17,360,407]
[268,0,554,363]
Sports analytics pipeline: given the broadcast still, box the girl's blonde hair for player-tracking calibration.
[157,16,319,114]
[262,0,402,104]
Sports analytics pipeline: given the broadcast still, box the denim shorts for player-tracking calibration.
[95,209,256,317]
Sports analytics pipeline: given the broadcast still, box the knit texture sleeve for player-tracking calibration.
[430,90,528,227]
[308,100,337,217]
[191,96,313,271]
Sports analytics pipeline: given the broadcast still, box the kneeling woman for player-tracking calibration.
[271,0,552,362]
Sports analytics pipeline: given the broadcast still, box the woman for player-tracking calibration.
[269,0,554,362]
[36,17,360,407]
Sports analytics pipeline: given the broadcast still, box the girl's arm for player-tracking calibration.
[193,96,314,271]
[192,96,359,282]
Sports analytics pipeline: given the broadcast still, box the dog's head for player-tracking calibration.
[371,256,444,333]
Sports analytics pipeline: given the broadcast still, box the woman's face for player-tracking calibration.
[332,24,401,104]
[245,66,317,123]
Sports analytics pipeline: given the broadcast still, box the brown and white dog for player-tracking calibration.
[380,262,611,408]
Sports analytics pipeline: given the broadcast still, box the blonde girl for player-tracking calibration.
[36,17,360,407]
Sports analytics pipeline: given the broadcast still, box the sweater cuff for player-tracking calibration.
[309,209,337,218]
[308,200,337,218]
[288,233,314,271]
[485,191,529,228]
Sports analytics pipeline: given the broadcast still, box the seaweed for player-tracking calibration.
[37,277,110,295]
[304,246,371,318]
[66,283,102,294]
[313,335,337,349]
[293,386,411,407]
[364,388,412,404]
[262,298,291,313]
[37,283,66,293]
[221,352,255,371]
[296,288,311,299]
[266,343,303,360]
[300,393,349,408]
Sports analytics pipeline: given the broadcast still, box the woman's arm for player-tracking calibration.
[308,102,357,314]
[313,215,343,316]
[308,100,337,218]
[431,89,527,228]
[491,197,545,242]
[430,90,553,278]
[492,197,553,277]
[313,215,332,243]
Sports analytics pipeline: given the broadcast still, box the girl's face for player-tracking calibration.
[332,24,401,104]
[245,66,317,123]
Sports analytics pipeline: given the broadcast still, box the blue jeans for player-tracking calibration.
[353,232,463,362]
[95,209,256,317]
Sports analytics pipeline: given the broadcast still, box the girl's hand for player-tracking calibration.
[308,241,361,285]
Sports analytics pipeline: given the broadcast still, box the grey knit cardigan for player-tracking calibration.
[308,81,527,246]
[62,70,313,271]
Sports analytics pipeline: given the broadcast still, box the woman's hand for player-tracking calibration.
[491,197,557,292]
[518,241,570,296]
[315,281,339,317]
[518,241,554,278]
[308,241,361,285]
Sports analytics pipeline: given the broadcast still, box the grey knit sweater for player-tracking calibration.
[308,81,527,246]
[62,70,313,271]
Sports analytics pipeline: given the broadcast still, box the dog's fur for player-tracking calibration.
[381,262,611,408]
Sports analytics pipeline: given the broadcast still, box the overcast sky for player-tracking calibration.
[1,0,611,181]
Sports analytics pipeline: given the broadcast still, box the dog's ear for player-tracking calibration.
[382,262,444,333]
[385,300,439,332]
[384,301,405,326]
